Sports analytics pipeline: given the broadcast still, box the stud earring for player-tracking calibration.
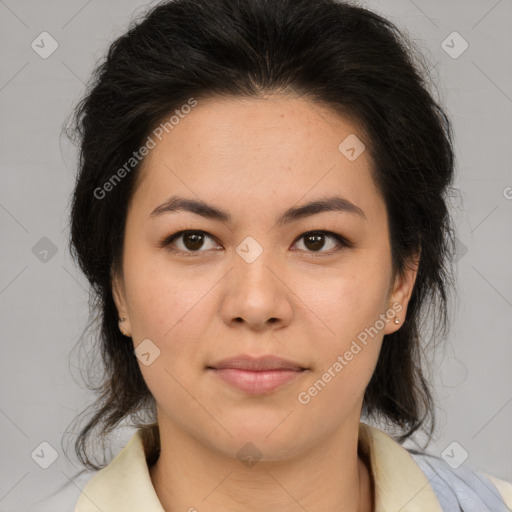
[394,317,400,324]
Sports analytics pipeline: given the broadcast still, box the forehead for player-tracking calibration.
[131,94,384,223]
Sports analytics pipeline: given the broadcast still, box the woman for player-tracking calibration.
[60,0,511,510]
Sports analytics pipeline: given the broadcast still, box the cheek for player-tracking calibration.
[124,267,212,404]
[123,252,211,337]
[296,260,391,350]
[292,254,391,409]
[296,277,387,419]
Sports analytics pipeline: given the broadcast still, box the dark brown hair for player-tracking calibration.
[63,0,457,474]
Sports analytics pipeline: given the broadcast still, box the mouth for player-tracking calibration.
[206,355,308,395]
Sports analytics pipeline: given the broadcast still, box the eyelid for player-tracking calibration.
[159,228,353,255]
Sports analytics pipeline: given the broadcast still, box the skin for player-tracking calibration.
[112,93,419,512]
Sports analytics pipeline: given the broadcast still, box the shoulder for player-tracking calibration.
[480,471,512,507]
[408,450,512,511]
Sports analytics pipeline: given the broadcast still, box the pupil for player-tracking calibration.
[184,232,204,250]
[305,233,324,251]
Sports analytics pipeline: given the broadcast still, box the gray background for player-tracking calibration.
[1,0,511,510]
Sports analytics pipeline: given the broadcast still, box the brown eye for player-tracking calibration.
[161,230,220,254]
[293,231,349,254]
[160,229,351,256]
[303,233,327,251]
[180,232,206,251]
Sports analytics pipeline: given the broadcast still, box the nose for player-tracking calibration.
[219,247,294,332]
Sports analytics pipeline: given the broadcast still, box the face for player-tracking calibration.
[112,94,418,460]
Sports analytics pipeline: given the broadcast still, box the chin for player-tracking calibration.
[212,434,307,465]
[216,417,309,458]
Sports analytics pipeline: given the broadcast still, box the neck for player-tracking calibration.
[149,419,374,512]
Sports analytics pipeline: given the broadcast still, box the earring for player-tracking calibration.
[394,317,400,324]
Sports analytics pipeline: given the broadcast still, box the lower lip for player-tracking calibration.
[209,368,304,395]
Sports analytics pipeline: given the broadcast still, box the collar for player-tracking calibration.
[75,422,442,512]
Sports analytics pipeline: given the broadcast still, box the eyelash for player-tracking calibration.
[158,228,353,257]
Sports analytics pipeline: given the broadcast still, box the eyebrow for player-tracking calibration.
[149,194,366,225]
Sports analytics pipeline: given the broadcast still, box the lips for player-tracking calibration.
[207,355,307,395]
[208,355,306,371]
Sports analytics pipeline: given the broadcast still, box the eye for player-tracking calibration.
[160,229,351,256]
[292,231,351,255]
[159,230,221,255]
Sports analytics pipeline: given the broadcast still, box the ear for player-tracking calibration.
[112,270,131,336]
[383,248,420,335]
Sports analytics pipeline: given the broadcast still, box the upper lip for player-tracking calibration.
[208,355,306,371]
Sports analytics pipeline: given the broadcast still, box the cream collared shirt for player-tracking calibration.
[74,422,512,512]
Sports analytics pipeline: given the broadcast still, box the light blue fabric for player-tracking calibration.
[409,451,510,512]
